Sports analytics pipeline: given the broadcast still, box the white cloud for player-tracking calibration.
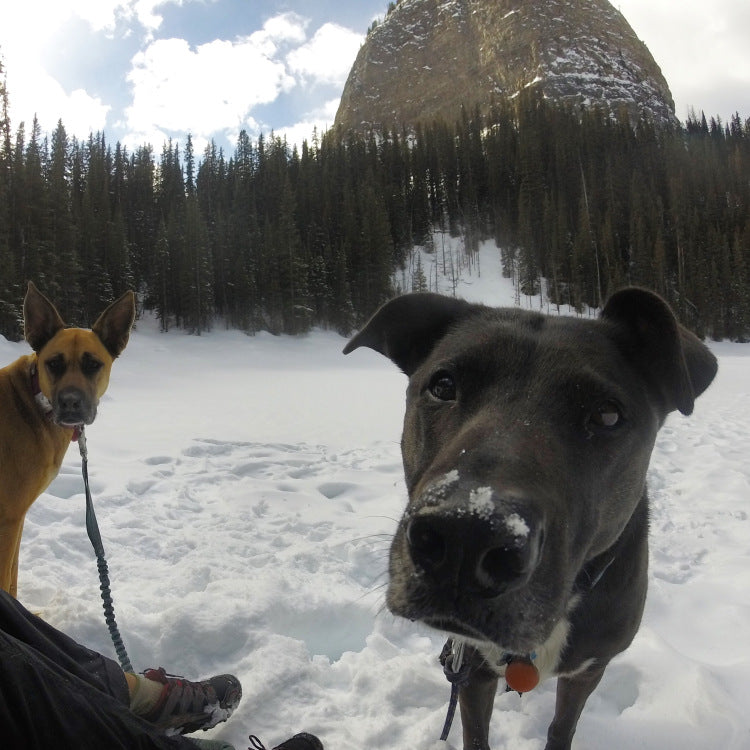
[276,97,341,151]
[286,23,362,86]
[121,12,356,146]
[3,59,110,137]
[69,0,130,32]
[617,0,750,119]
[255,12,309,49]
[124,16,306,142]
[0,0,165,139]
[130,0,169,32]
[3,0,167,36]
[64,89,113,134]
[70,0,180,33]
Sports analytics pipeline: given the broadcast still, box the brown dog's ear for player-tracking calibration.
[92,290,136,358]
[601,287,717,415]
[343,292,474,375]
[24,281,66,352]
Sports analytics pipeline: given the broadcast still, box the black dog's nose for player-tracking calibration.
[55,386,92,425]
[57,387,84,412]
[406,507,543,598]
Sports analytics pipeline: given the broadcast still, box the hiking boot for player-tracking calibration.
[248,733,324,750]
[189,741,236,750]
[142,666,242,735]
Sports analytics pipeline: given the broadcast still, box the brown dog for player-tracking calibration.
[0,282,135,598]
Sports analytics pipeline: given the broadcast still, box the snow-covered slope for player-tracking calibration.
[1,240,748,749]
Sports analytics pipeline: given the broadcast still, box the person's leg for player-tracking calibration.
[0,623,196,749]
[0,592,317,749]
[0,591,229,748]
[0,590,241,729]
[0,588,128,703]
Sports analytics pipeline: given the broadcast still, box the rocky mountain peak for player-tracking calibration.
[334,0,677,133]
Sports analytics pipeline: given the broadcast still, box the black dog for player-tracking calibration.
[344,288,717,750]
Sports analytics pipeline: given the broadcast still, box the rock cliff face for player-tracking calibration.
[335,0,677,133]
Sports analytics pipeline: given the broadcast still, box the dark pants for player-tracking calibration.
[0,589,195,749]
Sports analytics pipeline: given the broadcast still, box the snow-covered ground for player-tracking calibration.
[1,240,749,749]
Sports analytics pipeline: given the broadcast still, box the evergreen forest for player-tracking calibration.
[1,65,749,341]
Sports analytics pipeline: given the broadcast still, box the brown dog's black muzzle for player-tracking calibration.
[405,495,544,599]
[54,386,96,426]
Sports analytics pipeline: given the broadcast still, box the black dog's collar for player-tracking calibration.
[574,501,647,595]
[576,553,616,593]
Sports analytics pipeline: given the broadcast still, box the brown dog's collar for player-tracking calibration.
[29,363,54,418]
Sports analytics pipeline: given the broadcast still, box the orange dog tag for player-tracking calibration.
[505,658,540,693]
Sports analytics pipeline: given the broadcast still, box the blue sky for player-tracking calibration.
[1,0,748,157]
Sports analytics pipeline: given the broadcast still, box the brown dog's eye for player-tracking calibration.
[589,401,622,429]
[45,356,65,377]
[428,371,457,402]
[81,354,104,376]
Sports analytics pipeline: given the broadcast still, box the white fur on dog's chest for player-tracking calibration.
[475,617,571,684]
[469,598,594,685]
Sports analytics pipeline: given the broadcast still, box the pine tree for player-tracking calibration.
[46,120,80,320]
[153,217,171,331]
[0,61,18,338]
[127,144,157,296]
[182,134,214,334]
[227,130,260,331]
[412,252,428,292]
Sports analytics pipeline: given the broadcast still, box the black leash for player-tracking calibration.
[440,639,472,741]
[441,682,461,742]
[77,427,135,673]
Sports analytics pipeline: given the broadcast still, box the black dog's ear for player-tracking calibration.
[24,281,66,352]
[343,293,474,375]
[602,287,717,415]
[92,290,136,358]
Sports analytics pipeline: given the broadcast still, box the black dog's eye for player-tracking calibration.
[45,356,66,377]
[81,354,104,376]
[428,370,457,401]
[589,400,622,429]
